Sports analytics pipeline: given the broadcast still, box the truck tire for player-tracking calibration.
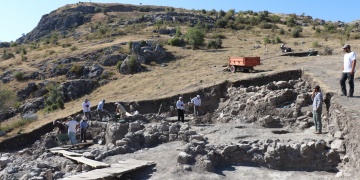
[230,66,236,73]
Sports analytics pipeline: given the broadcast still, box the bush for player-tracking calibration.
[291,27,303,38]
[70,46,78,51]
[168,37,182,46]
[127,56,138,72]
[274,36,282,43]
[0,118,31,133]
[279,28,285,35]
[138,6,150,12]
[44,84,64,112]
[352,34,360,40]
[115,60,123,70]
[13,71,24,81]
[128,41,133,51]
[10,42,18,47]
[0,87,19,112]
[259,22,273,29]
[321,46,333,55]
[215,18,228,28]
[175,27,181,37]
[2,49,15,60]
[185,28,205,49]
[207,38,222,49]
[312,41,320,48]
[70,63,82,75]
[263,36,270,45]
[62,43,72,48]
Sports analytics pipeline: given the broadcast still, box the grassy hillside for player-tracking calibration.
[1,2,360,138]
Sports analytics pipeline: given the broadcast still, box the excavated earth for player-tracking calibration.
[0,58,358,180]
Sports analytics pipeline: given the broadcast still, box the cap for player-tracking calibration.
[342,44,351,49]
[114,102,119,105]
[102,99,105,102]
[314,85,320,90]
[197,95,200,98]
[179,97,183,99]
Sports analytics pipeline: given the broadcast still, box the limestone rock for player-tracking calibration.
[177,152,192,164]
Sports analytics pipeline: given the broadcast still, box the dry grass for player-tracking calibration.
[2,16,360,138]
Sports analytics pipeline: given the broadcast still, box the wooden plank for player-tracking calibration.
[63,155,110,168]
[60,159,155,180]
[61,142,94,148]
[50,150,82,157]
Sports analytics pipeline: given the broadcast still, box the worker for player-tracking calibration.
[176,97,185,123]
[191,95,202,117]
[66,116,79,145]
[82,98,91,121]
[97,99,106,121]
[115,102,126,120]
[79,116,89,143]
[53,120,67,134]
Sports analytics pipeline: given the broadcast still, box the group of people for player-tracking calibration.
[53,98,128,145]
[312,44,357,134]
[176,95,202,123]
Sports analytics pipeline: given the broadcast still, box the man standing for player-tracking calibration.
[311,85,323,134]
[79,117,88,143]
[82,98,91,120]
[340,44,356,97]
[97,99,106,121]
[66,117,79,144]
[191,95,202,117]
[176,97,185,123]
[115,102,127,120]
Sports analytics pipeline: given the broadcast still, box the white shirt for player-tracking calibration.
[82,101,91,112]
[343,51,356,73]
[66,120,79,133]
[191,97,201,106]
[116,103,126,113]
[176,100,185,110]
[97,101,104,111]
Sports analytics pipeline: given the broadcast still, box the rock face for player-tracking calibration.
[119,56,143,75]
[59,79,99,102]
[105,123,129,145]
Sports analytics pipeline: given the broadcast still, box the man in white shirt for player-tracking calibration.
[176,97,185,122]
[82,98,91,120]
[66,117,79,145]
[340,44,356,97]
[191,95,202,117]
[97,99,105,121]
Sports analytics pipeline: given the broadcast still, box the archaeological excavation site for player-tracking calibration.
[0,70,357,179]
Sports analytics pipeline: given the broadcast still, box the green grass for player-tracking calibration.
[0,118,32,132]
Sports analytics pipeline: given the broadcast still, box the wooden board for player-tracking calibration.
[63,155,110,168]
[50,150,82,157]
[60,159,155,180]
[61,142,94,148]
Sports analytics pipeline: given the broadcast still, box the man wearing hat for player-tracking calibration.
[191,95,202,117]
[176,97,185,122]
[66,116,79,145]
[115,102,126,120]
[311,85,323,134]
[340,44,356,97]
[82,98,91,120]
[97,99,106,121]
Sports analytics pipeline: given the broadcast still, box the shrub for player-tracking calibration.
[13,71,24,81]
[215,18,228,28]
[312,41,320,48]
[259,22,273,29]
[127,56,138,72]
[46,50,56,56]
[10,42,18,47]
[44,84,64,112]
[139,40,147,47]
[70,63,82,75]
[95,6,101,13]
[168,37,182,46]
[0,87,19,112]
[0,118,31,133]
[115,60,123,70]
[274,36,282,43]
[352,34,360,40]
[207,38,222,49]
[279,28,285,35]
[321,46,333,55]
[128,41,133,51]
[175,27,182,37]
[263,36,270,45]
[291,27,303,38]
[138,6,150,12]
[70,46,78,51]
[62,43,72,48]
[185,28,205,49]
[2,49,15,60]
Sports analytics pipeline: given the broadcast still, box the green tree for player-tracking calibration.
[185,28,205,49]
[44,84,64,112]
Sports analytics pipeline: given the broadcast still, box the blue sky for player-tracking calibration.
[1,0,360,42]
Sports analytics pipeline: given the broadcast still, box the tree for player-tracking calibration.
[185,28,205,49]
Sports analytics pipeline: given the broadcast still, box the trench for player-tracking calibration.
[0,69,356,177]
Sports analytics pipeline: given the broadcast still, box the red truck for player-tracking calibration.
[228,56,260,73]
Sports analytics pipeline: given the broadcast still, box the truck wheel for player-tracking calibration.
[230,66,236,73]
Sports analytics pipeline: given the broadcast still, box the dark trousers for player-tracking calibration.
[177,109,184,122]
[340,72,354,96]
[80,128,87,142]
[97,110,104,121]
[84,112,91,121]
